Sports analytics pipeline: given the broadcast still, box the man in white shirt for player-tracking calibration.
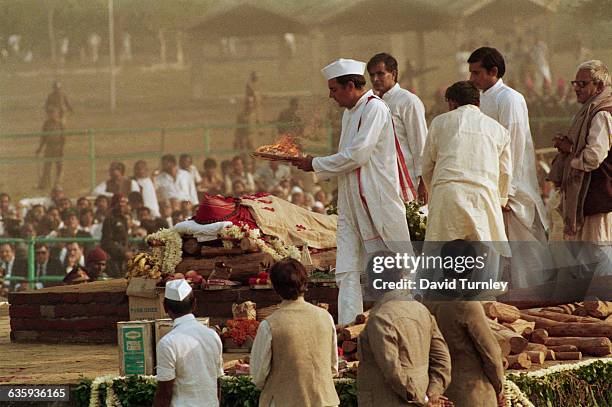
[179,154,202,188]
[367,52,428,202]
[155,155,199,205]
[292,58,412,324]
[154,279,223,407]
[250,258,339,407]
[468,47,553,287]
[422,81,512,259]
[255,161,291,192]
[133,160,160,217]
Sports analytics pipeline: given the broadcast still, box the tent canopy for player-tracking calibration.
[189,2,307,38]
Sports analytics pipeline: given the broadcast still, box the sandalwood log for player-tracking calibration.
[606,314,612,324]
[497,338,512,357]
[526,351,545,364]
[182,237,200,255]
[493,329,528,354]
[342,340,358,354]
[507,353,532,369]
[554,351,582,360]
[531,329,549,344]
[341,324,366,341]
[542,306,569,314]
[545,350,556,361]
[355,311,370,325]
[176,251,275,283]
[541,337,612,356]
[547,323,612,339]
[526,343,548,352]
[583,301,612,318]
[548,345,578,352]
[580,346,612,357]
[201,247,244,257]
[519,312,560,330]
[525,309,601,323]
[503,319,536,335]
[483,302,521,323]
[573,306,589,317]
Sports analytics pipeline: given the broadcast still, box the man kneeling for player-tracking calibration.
[251,258,340,407]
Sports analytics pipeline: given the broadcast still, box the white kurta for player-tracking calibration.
[135,177,160,217]
[313,90,412,324]
[155,169,199,204]
[422,105,512,257]
[382,83,428,181]
[480,78,548,231]
[480,79,553,287]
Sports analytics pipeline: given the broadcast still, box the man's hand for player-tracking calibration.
[497,391,506,407]
[427,394,454,407]
[552,134,572,154]
[291,155,314,172]
[417,178,428,204]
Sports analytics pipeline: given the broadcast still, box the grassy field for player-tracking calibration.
[0,62,338,199]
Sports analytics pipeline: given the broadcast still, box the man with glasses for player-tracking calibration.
[33,243,63,288]
[550,60,612,276]
[468,47,553,288]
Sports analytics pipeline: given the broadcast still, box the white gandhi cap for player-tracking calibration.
[321,58,366,80]
[165,279,192,301]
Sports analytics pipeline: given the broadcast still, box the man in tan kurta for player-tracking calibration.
[358,261,451,407]
[250,258,339,407]
[550,60,612,277]
[426,300,504,407]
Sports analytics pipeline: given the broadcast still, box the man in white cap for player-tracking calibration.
[292,58,412,324]
[154,279,223,407]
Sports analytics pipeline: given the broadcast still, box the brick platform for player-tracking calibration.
[8,279,339,344]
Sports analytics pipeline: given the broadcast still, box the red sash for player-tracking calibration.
[356,95,416,210]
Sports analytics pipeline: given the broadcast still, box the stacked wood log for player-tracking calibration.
[336,311,369,362]
[484,301,612,370]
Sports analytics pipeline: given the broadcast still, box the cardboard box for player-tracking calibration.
[154,317,210,344]
[127,277,168,320]
[117,321,155,376]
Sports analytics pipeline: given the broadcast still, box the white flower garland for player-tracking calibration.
[503,380,534,407]
[145,229,182,275]
[89,374,116,407]
[504,358,612,406]
[89,375,156,407]
[218,223,301,261]
[525,357,612,378]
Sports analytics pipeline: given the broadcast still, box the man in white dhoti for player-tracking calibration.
[550,60,612,277]
[367,52,428,203]
[468,47,553,287]
[292,58,412,324]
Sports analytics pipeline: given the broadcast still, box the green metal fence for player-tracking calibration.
[0,237,144,288]
[0,121,336,192]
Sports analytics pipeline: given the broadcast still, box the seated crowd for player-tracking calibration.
[0,153,331,295]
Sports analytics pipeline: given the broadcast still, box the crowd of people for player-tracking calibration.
[0,149,333,295]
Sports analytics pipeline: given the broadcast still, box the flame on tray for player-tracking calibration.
[255,134,302,157]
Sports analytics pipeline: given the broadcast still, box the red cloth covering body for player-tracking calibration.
[192,194,259,229]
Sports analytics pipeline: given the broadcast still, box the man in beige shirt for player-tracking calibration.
[358,255,452,406]
[250,258,339,407]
